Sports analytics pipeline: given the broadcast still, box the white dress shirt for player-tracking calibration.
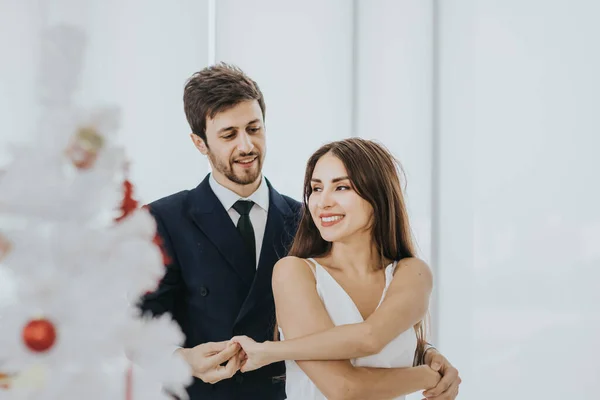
[209,174,270,268]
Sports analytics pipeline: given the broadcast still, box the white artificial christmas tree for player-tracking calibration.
[0,22,191,400]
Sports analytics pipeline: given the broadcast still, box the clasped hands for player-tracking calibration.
[177,336,461,400]
[175,340,246,384]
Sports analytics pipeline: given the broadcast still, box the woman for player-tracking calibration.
[233,138,440,399]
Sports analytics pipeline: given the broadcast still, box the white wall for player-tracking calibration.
[438,0,600,398]
[215,0,354,201]
[436,0,477,396]
[356,0,434,263]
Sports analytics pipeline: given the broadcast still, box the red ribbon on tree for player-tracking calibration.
[115,179,138,223]
[152,232,171,266]
[125,363,133,400]
[115,176,170,267]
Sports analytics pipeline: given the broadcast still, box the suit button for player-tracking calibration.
[199,286,208,297]
[235,374,244,384]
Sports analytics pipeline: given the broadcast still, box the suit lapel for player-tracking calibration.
[186,176,255,286]
[235,181,296,325]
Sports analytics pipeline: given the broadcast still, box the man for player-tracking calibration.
[140,63,460,400]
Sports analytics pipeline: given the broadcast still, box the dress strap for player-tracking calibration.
[303,258,318,278]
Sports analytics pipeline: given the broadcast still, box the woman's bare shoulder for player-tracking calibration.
[272,256,315,286]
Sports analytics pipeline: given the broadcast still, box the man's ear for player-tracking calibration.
[190,133,208,155]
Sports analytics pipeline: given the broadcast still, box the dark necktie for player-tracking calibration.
[232,200,256,269]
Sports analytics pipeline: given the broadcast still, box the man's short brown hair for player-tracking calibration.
[183,63,266,143]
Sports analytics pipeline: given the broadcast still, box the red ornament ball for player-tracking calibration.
[22,319,57,353]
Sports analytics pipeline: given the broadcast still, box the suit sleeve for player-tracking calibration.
[138,208,185,321]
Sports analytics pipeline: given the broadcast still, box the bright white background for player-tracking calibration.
[1,1,599,399]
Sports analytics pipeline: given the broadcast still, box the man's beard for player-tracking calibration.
[208,151,262,185]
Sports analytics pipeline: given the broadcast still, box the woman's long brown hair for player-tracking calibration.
[286,138,427,362]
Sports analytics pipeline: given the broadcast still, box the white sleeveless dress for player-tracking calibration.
[280,258,418,400]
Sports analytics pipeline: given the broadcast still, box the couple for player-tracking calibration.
[140,63,461,400]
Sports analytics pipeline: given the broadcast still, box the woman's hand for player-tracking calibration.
[229,335,274,373]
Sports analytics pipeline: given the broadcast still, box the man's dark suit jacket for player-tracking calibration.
[140,174,301,400]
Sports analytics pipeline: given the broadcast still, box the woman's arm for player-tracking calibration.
[253,256,440,400]
[233,256,432,367]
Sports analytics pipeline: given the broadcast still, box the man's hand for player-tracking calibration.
[422,349,461,399]
[176,341,243,384]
